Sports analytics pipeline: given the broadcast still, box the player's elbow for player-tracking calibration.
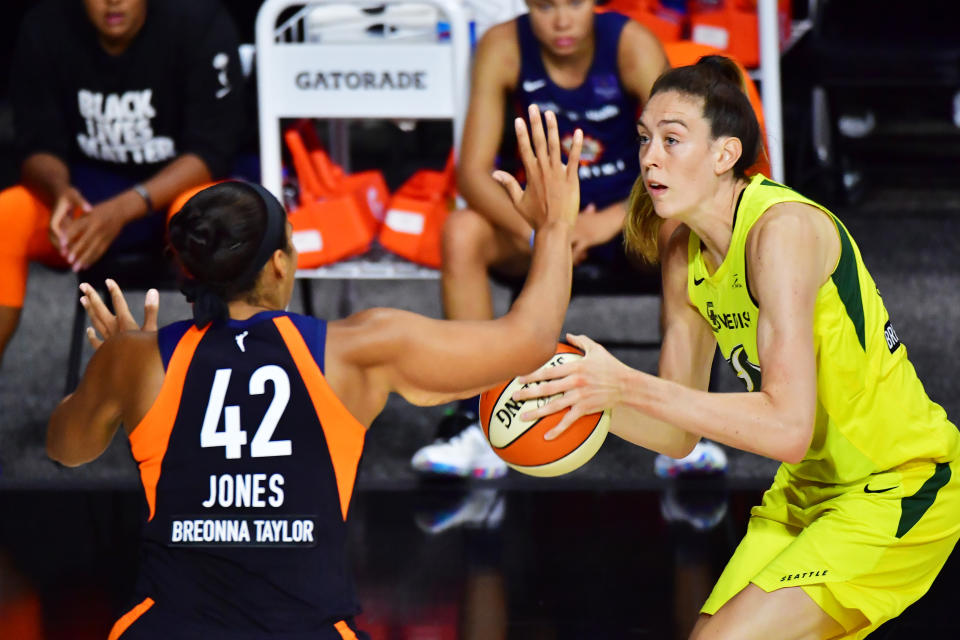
[667,435,698,460]
[46,432,83,467]
[46,415,93,468]
[512,323,559,374]
[455,162,490,203]
[780,421,813,464]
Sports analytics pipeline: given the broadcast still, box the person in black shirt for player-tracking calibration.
[0,0,244,364]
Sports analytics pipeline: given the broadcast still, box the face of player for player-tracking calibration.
[82,0,148,51]
[637,90,733,220]
[525,0,595,58]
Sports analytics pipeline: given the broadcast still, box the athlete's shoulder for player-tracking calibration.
[151,0,229,25]
[747,200,840,285]
[618,14,662,46]
[147,0,235,50]
[158,320,197,369]
[473,20,520,90]
[20,0,77,40]
[475,20,521,70]
[615,19,668,99]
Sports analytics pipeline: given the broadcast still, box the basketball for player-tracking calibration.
[479,343,610,477]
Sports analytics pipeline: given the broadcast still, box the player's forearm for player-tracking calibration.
[617,369,813,463]
[138,153,212,212]
[506,222,572,351]
[586,202,627,245]
[458,166,533,240]
[609,404,699,458]
[597,202,627,235]
[21,153,70,204]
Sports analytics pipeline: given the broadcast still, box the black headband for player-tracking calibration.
[178,181,288,328]
[233,180,288,285]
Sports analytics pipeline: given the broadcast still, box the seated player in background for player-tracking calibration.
[411,0,680,479]
[517,57,960,638]
[0,0,244,365]
[47,108,581,638]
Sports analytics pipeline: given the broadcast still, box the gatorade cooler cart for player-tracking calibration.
[255,0,472,316]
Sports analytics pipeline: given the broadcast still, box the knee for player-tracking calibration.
[0,186,37,219]
[442,208,491,270]
[0,186,46,243]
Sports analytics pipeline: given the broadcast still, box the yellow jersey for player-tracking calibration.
[687,174,960,483]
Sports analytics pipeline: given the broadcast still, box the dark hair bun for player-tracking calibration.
[167,181,285,326]
[695,55,744,89]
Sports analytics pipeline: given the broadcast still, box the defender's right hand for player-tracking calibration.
[79,279,159,349]
[493,104,582,233]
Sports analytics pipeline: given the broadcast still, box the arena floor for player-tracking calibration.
[1,487,959,638]
[0,184,958,637]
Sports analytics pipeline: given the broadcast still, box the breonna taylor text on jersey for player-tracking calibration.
[126,311,366,632]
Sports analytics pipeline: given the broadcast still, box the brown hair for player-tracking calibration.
[624,55,760,263]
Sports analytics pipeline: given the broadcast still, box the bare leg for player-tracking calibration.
[441,208,529,321]
[690,584,846,640]
[0,305,22,366]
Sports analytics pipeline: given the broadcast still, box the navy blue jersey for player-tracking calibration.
[513,11,640,210]
[113,311,367,639]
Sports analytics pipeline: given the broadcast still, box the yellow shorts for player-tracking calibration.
[702,458,960,639]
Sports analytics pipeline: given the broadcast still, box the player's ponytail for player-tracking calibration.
[168,181,289,328]
[624,55,761,263]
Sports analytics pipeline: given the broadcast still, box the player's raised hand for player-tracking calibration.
[493,104,582,233]
[79,279,159,349]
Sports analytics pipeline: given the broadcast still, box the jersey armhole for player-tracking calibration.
[157,320,194,371]
[287,314,328,373]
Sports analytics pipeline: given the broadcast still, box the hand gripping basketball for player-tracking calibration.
[479,341,610,477]
[512,333,626,440]
[79,279,159,349]
[492,104,582,233]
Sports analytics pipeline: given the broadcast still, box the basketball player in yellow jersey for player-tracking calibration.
[515,57,960,639]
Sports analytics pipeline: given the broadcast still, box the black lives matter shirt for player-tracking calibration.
[11,0,244,182]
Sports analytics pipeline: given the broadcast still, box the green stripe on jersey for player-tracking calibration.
[831,220,865,350]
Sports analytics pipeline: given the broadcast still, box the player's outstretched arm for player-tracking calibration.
[326,106,582,423]
[47,282,161,466]
[512,225,716,457]
[513,204,836,464]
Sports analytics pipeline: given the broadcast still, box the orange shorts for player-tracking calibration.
[0,183,215,308]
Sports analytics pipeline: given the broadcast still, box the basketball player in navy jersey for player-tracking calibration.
[411,0,678,478]
[46,107,581,639]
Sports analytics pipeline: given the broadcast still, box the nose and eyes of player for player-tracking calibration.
[525,0,595,59]
[635,93,756,229]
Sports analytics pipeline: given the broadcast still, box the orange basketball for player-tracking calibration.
[479,343,610,477]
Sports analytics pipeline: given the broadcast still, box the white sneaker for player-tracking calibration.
[415,489,505,534]
[654,440,728,478]
[659,487,728,532]
[411,422,509,479]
